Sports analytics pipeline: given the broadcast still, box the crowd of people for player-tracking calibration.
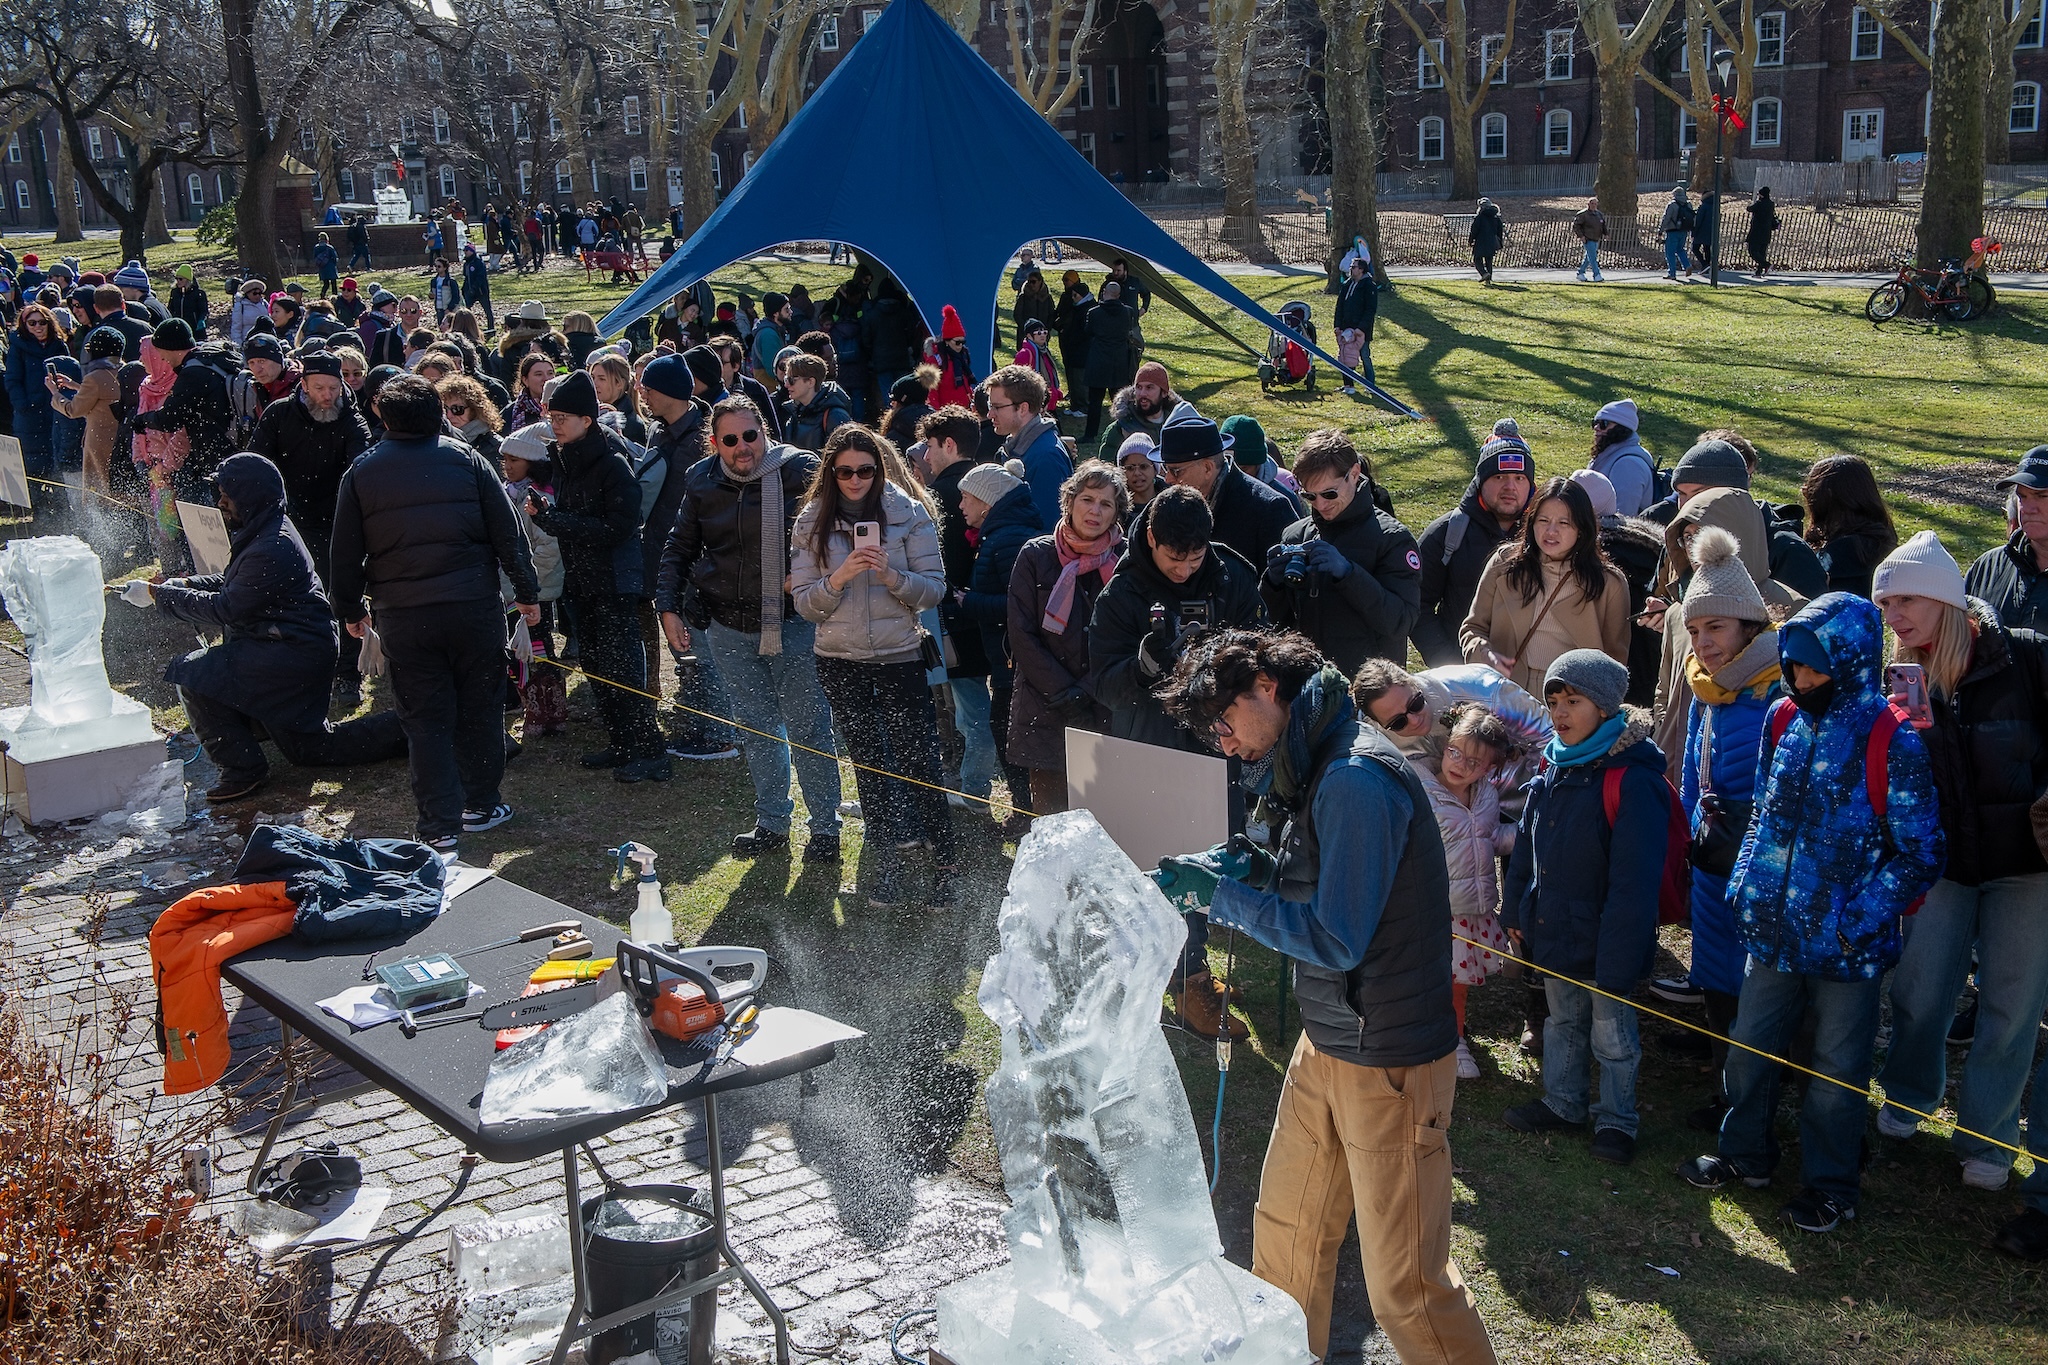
[3,237,2044,1356]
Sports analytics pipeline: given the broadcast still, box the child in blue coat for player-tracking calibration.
[1678,593,1945,1233]
[1502,649,1670,1166]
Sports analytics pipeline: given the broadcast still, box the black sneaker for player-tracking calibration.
[666,737,741,761]
[462,803,513,832]
[867,865,905,910]
[1590,1128,1637,1165]
[1502,1100,1581,1134]
[1650,975,1707,1006]
[614,756,674,784]
[1779,1188,1855,1233]
[206,775,267,803]
[1676,1155,1770,1190]
[581,747,629,768]
[1685,1096,1731,1133]
[503,734,523,761]
[928,867,961,910]
[731,826,789,857]
[1656,1029,1713,1060]
[804,832,842,862]
[1992,1208,2048,1261]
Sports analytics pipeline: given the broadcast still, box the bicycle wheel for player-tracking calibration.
[1943,288,1973,322]
[1866,280,1907,323]
[1968,277,1996,319]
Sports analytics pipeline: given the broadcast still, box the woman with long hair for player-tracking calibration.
[561,310,602,368]
[588,351,647,446]
[437,375,504,462]
[1460,476,1631,696]
[1801,454,1898,598]
[3,303,70,492]
[504,352,555,431]
[788,425,956,910]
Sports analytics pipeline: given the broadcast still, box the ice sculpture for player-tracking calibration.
[0,536,157,762]
[937,810,1311,1365]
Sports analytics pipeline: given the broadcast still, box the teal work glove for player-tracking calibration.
[1151,838,1276,912]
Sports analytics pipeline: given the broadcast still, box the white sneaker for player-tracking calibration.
[1340,385,1357,396]
[838,799,862,819]
[1455,1037,1480,1080]
[1875,1107,1919,1140]
[1962,1158,2010,1191]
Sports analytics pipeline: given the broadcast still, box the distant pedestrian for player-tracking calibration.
[1691,192,1721,274]
[1661,187,1696,280]
[1469,199,1505,284]
[1572,198,1608,282]
[1746,187,1783,277]
[1333,255,1377,392]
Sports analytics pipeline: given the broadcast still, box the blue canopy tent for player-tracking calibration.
[596,0,1414,417]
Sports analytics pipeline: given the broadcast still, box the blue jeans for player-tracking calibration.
[1579,241,1603,279]
[1540,978,1641,1135]
[1878,873,2048,1170]
[946,677,997,800]
[1719,961,1882,1206]
[1663,231,1689,276]
[2024,1047,2048,1213]
[704,618,842,837]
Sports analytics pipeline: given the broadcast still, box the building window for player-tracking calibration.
[1147,65,1163,107]
[710,152,722,190]
[301,125,318,151]
[477,106,495,139]
[398,114,416,143]
[518,160,532,195]
[1751,97,1783,146]
[819,15,839,50]
[2015,82,2042,133]
[735,103,746,130]
[1482,33,1507,83]
[554,159,572,192]
[1481,111,1508,158]
[339,168,355,199]
[426,51,442,80]
[511,103,527,138]
[1078,132,1097,164]
[5,134,17,162]
[471,46,487,74]
[432,108,450,144]
[1105,64,1122,108]
[862,7,881,30]
[1680,108,1698,150]
[312,178,324,202]
[742,151,753,174]
[1418,40,1445,89]
[187,173,204,205]
[623,96,641,134]
[667,165,684,205]
[1851,7,1883,59]
[1755,11,1785,66]
[87,126,103,160]
[11,179,25,209]
[485,166,500,193]
[1418,116,1445,160]
[214,173,225,203]
[629,156,648,191]
[2023,0,2044,47]
[549,113,563,139]
[1545,108,1572,155]
[439,165,456,198]
[1078,65,1094,109]
[1545,29,1574,80]
[589,157,599,190]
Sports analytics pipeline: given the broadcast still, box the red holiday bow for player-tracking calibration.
[1711,94,1747,131]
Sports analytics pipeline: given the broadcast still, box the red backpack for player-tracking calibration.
[1599,767,1692,926]
[1760,695,1919,911]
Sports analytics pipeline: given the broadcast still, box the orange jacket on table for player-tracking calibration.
[149,881,297,1095]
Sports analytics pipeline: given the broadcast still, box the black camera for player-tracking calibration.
[1280,547,1310,586]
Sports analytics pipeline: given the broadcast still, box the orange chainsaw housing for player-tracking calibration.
[651,978,727,1043]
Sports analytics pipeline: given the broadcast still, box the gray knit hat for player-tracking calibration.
[1683,525,1770,624]
[1542,649,1629,716]
[958,459,1025,505]
[1672,438,1751,492]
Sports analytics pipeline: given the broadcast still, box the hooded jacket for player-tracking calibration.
[779,380,853,454]
[1588,429,1656,518]
[1504,706,1671,994]
[245,388,374,576]
[533,420,646,598]
[1088,501,1265,751]
[655,443,817,632]
[1965,532,2048,635]
[953,482,1046,684]
[1913,600,2048,886]
[133,348,236,487]
[1262,489,1422,676]
[1414,757,1517,923]
[1108,385,1168,446]
[1728,594,1945,980]
[155,454,339,732]
[1207,460,1302,579]
[790,481,947,664]
[1679,627,1782,995]
[1414,477,1519,666]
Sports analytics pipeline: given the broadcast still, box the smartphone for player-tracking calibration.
[43,359,61,376]
[1886,663,1932,727]
[853,521,881,553]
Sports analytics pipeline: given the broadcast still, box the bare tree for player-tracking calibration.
[1987,0,2043,165]
[746,1,834,157]
[1919,0,1990,264]
[1638,0,1806,191]
[1320,0,1386,285]
[1212,0,1275,261]
[1388,0,1515,201]
[999,0,1105,119]
[1578,0,1682,217]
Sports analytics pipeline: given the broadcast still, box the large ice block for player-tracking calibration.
[0,536,157,762]
[939,810,1312,1365]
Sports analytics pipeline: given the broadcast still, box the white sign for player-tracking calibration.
[1064,730,1231,875]
[0,435,28,508]
[175,500,233,577]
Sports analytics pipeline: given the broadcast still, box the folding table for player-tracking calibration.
[222,870,855,1365]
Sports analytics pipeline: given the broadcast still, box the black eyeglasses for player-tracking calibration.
[445,404,471,416]
[1308,486,1347,503]
[834,463,878,483]
[718,430,760,447]
[1381,692,1428,732]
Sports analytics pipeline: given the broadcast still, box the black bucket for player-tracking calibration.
[581,1183,720,1365]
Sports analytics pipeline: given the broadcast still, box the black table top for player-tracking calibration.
[221,870,842,1163]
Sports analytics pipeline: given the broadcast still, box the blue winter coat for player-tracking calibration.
[1678,638,1780,997]
[3,326,70,472]
[1504,707,1671,995]
[1728,593,1946,981]
[955,481,1045,684]
[1006,418,1074,531]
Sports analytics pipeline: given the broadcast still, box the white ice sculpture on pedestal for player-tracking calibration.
[937,810,1312,1365]
[0,536,157,763]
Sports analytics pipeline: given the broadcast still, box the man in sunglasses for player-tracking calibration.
[1585,398,1656,519]
[1258,428,1421,677]
[657,396,843,860]
[1149,629,1498,1365]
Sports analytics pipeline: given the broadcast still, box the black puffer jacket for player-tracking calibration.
[245,390,373,578]
[1966,533,2048,635]
[1598,515,1667,706]
[953,483,1046,685]
[133,350,235,486]
[1260,492,1421,676]
[636,403,709,597]
[780,381,853,454]
[1414,478,1516,666]
[533,422,646,599]
[1917,601,2048,886]
[1208,462,1300,574]
[329,433,537,619]
[654,445,819,632]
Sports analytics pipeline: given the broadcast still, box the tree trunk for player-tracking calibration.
[144,173,170,249]
[1594,52,1639,219]
[1321,0,1385,287]
[1449,110,1480,201]
[52,128,82,243]
[1919,0,1990,266]
[1213,0,1275,263]
[239,157,284,282]
[1983,33,2014,168]
[222,0,286,284]
[677,125,720,237]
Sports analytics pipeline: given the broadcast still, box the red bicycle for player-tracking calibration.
[1866,253,1974,323]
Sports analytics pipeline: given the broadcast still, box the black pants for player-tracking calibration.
[376,603,508,840]
[989,679,1033,811]
[1081,386,1108,440]
[573,592,664,760]
[815,655,955,863]
[179,686,407,784]
[1473,248,1496,282]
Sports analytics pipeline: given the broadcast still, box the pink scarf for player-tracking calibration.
[1042,521,1124,635]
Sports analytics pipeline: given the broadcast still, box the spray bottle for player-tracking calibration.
[613,842,673,946]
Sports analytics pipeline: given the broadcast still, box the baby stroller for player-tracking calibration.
[1258,301,1318,393]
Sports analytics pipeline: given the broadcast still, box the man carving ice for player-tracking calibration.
[1150,628,1496,1364]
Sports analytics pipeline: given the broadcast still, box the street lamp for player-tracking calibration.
[1709,47,1737,287]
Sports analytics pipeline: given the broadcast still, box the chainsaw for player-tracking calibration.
[476,941,767,1048]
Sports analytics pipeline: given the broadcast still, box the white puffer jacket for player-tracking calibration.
[1412,757,1518,921]
[790,481,946,664]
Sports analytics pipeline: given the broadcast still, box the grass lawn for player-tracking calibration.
[13,232,2046,1361]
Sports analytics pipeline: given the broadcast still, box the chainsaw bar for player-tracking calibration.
[478,982,603,1032]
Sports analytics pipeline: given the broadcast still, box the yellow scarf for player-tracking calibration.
[1686,629,1781,705]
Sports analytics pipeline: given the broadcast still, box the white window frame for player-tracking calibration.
[2014,81,2042,133]
[398,113,416,143]
[1751,96,1782,146]
[667,165,684,205]
[1480,111,1508,158]
[187,173,204,205]
[1418,115,1445,160]
[517,160,532,195]
[742,151,753,174]
[432,108,451,144]
[426,51,442,80]
[735,103,746,130]
[477,106,495,139]
[5,133,17,163]
[1545,28,1574,81]
[339,168,355,199]
[1418,40,1446,89]
[87,126,104,160]
[710,152,722,190]
[1078,131,1097,164]
[1078,64,1094,109]
[588,157,599,191]
[300,125,318,151]
[819,15,839,49]
[622,96,641,135]
[629,155,648,191]
[439,165,456,199]
[862,7,881,30]
[2022,0,2044,47]
[1755,11,1786,66]
[1544,107,1572,155]
[13,179,28,209]
[1851,7,1883,59]
[554,159,573,192]
[549,112,564,139]
[1680,108,1699,150]
[1482,33,1508,84]
[1105,64,1122,109]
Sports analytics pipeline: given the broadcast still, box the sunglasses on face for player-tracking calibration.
[718,430,760,448]
[1593,419,1618,431]
[1308,485,1347,503]
[1382,692,1428,732]
[834,463,879,483]
[445,403,471,416]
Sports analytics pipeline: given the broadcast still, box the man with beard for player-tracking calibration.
[1414,424,1534,666]
[1585,398,1657,518]
[1108,358,1173,451]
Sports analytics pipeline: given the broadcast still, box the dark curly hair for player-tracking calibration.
[1155,628,1325,733]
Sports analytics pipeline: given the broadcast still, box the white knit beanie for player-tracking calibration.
[1872,530,1967,611]
[959,458,1026,505]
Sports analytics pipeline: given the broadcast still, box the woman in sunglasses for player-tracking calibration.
[3,303,70,493]
[789,425,958,910]
[436,375,503,463]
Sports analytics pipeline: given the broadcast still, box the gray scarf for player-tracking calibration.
[731,444,791,655]
[1004,411,1059,460]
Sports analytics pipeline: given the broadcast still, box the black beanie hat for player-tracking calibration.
[1475,434,1532,485]
[299,352,344,379]
[152,317,195,352]
[682,344,724,392]
[547,369,601,420]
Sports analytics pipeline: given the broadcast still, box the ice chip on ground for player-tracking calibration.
[940,810,1312,1364]
[480,991,668,1130]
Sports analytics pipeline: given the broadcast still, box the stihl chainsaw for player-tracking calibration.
[478,941,766,1047]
